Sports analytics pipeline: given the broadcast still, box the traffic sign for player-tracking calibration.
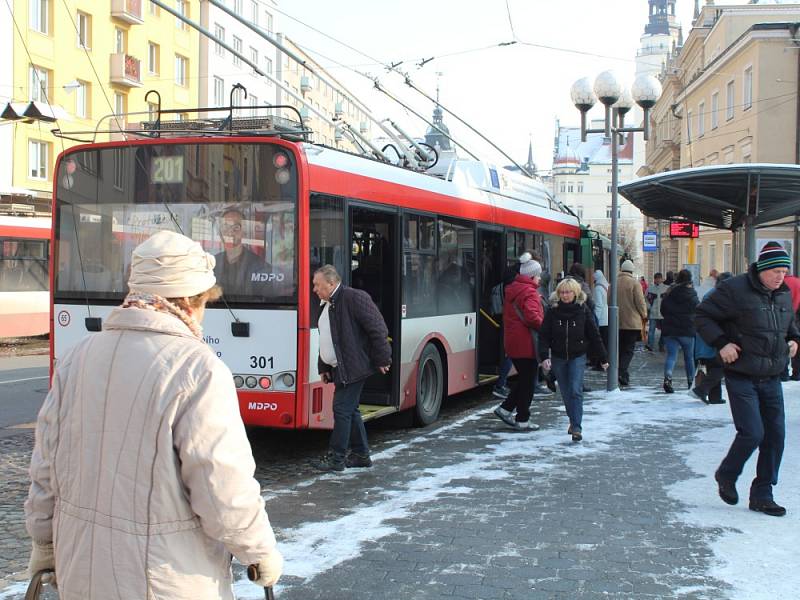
[642,230,658,252]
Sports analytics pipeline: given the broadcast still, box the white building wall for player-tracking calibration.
[201,0,280,116]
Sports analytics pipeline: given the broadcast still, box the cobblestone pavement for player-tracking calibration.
[1,346,730,599]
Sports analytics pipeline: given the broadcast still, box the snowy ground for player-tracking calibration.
[233,382,800,600]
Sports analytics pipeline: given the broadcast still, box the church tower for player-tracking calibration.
[637,0,683,78]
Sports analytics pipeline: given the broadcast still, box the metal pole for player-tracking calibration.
[607,123,620,391]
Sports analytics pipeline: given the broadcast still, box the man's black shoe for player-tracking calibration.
[714,471,738,505]
[311,453,345,472]
[749,499,787,517]
[345,452,373,468]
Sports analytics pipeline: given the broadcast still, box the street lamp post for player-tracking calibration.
[570,72,662,391]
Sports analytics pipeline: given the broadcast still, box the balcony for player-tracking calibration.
[110,53,142,87]
[111,0,143,24]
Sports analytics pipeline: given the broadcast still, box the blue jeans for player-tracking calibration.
[551,356,585,431]
[718,373,785,501]
[496,355,513,389]
[329,378,369,460]
[664,336,695,386]
[647,318,663,348]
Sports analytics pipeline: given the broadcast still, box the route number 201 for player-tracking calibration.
[249,355,274,369]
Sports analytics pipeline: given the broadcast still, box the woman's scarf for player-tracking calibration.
[121,291,203,339]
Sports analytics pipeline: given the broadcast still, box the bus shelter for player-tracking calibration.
[618,164,800,272]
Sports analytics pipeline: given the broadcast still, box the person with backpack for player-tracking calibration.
[491,260,520,399]
[539,278,608,441]
[493,256,544,430]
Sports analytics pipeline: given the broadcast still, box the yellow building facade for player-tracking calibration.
[640,2,800,278]
[9,0,200,198]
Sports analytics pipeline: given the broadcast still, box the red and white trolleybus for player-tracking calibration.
[50,117,581,429]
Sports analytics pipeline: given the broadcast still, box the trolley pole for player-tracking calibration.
[570,72,662,391]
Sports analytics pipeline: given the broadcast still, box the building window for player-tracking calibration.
[265,11,274,36]
[576,205,584,220]
[233,36,242,67]
[698,101,705,137]
[250,0,258,24]
[234,0,242,14]
[175,0,188,30]
[114,92,126,116]
[29,140,49,179]
[77,11,91,48]
[559,181,566,193]
[214,24,225,56]
[711,92,719,129]
[567,182,574,193]
[28,65,49,102]
[726,80,734,120]
[605,205,620,219]
[249,47,258,74]
[29,0,49,34]
[723,242,731,271]
[606,182,612,193]
[265,57,273,76]
[75,81,89,118]
[115,27,126,54]
[709,243,716,271]
[147,102,158,120]
[686,110,693,141]
[250,94,258,116]
[149,1,159,16]
[743,67,753,110]
[148,42,160,74]
[577,181,583,193]
[213,76,224,107]
[174,54,187,86]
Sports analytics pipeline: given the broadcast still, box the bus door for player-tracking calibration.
[476,227,504,380]
[349,204,400,410]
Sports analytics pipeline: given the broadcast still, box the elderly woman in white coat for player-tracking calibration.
[591,270,610,370]
[25,231,282,600]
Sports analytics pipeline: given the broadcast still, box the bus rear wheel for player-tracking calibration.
[414,344,444,426]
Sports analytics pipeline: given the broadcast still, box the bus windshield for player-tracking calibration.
[54,142,297,304]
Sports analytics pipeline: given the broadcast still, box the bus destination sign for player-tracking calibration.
[669,220,699,239]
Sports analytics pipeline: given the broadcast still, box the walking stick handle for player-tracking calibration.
[247,564,276,599]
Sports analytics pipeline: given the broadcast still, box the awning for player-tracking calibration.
[0,101,71,122]
[618,164,800,230]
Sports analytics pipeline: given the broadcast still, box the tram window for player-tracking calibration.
[310,194,345,327]
[0,239,48,292]
[403,213,434,252]
[437,217,474,315]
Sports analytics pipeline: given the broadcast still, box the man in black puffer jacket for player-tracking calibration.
[696,242,800,517]
[312,265,391,472]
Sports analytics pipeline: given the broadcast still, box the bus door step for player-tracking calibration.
[360,391,392,406]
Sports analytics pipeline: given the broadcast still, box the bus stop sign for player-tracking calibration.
[642,230,658,252]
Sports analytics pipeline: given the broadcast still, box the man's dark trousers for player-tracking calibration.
[330,378,369,460]
[618,329,640,384]
[718,373,785,501]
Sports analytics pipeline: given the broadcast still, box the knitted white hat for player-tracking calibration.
[620,259,635,273]
[520,259,542,278]
[127,230,216,297]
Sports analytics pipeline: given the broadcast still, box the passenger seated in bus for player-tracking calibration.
[214,208,286,296]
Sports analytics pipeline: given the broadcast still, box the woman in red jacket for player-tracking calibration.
[494,257,544,430]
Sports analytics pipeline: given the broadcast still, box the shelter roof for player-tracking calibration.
[618,164,800,230]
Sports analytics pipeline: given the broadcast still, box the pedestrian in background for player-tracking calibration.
[494,256,544,431]
[660,269,699,393]
[25,231,283,599]
[312,264,391,472]
[781,271,800,381]
[617,259,648,388]
[592,269,609,371]
[646,272,668,352]
[639,275,649,296]
[696,241,800,517]
[539,278,608,441]
[692,271,732,403]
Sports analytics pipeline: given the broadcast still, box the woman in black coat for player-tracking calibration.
[660,269,699,393]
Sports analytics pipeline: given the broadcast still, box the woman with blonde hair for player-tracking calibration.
[539,277,608,441]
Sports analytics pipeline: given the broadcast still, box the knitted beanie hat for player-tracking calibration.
[128,230,217,297]
[620,259,635,273]
[519,259,542,278]
[756,241,791,272]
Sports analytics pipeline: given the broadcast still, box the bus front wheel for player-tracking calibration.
[414,344,444,426]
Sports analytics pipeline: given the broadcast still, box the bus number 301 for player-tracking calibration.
[250,355,274,369]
